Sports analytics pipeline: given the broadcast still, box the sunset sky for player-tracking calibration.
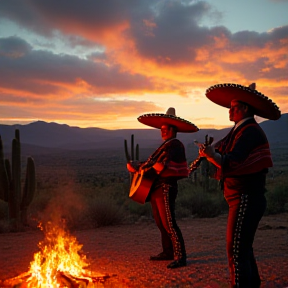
[0,0,287,130]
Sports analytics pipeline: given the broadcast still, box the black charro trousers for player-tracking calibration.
[227,193,266,288]
[150,183,186,261]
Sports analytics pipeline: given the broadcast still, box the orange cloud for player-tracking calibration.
[0,1,287,129]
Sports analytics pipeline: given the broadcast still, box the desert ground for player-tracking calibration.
[0,213,287,288]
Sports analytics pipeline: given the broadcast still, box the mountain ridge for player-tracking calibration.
[0,114,287,153]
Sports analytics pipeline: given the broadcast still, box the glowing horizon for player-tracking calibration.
[0,1,287,130]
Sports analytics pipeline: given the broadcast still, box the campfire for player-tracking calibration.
[1,219,112,288]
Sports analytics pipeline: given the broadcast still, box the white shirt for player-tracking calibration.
[233,117,254,131]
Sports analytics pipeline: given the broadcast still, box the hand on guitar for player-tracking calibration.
[127,161,141,173]
[152,151,167,174]
[152,162,165,174]
[198,144,215,159]
[188,135,213,175]
[194,134,214,158]
[198,138,221,168]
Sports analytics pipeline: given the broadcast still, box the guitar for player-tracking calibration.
[128,138,175,204]
[129,167,157,204]
[188,135,213,176]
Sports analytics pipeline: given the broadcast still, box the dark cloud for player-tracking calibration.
[268,25,288,41]
[0,36,154,96]
[0,1,53,36]
[0,36,32,57]
[129,1,213,63]
[231,25,288,49]
[0,0,143,38]
[1,1,287,72]
[218,26,288,81]
[0,0,287,127]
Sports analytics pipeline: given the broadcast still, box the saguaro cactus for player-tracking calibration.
[20,156,36,225]
[124,134,140,185]
[0,137,9,202]
[0,129,36,230]
[124,134,139,162]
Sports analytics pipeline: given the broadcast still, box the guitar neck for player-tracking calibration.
[188,135,213,176]
[188,155,203,175]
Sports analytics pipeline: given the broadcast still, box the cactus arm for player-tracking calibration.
[124,139,131,162]
[131,134,134,160]
[0,137,9,201]
[21,157,36,209]
[15,129,20,142]
[5,159,11,184]
[124,134,140,162]
[0,129,36,230]
[136,144,139,161]
[20,157,36,226]
[9,137,21,228]
[12,138,21,198]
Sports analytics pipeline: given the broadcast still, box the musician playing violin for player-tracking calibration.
[127,107,199,269]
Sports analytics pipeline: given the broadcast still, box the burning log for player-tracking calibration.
[0,271,112,288]
[59,272,90,288]
[0,219,115,287]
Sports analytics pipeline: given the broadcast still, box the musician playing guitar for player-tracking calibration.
[127,107,199,269]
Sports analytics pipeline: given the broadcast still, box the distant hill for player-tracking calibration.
[0,114,287,154]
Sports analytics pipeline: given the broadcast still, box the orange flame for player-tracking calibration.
[26,220,89,287]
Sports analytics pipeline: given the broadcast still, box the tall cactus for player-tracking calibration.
[124,134,140,185]
[124,134,139,162]
[0,137,9,202]
[0,129,36,231]
[10,133,22,229]
[20,156,36,226]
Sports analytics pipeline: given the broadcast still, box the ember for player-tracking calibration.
[0,219,112,288]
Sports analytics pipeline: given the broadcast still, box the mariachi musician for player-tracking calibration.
[127,107,199,269]
[198,83,281,287]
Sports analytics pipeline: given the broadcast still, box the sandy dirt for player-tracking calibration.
[0,213,287,288]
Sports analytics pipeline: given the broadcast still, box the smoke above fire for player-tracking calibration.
[35,182,88,230]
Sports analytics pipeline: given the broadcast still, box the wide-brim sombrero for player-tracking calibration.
[138,107,199,133]
[206,83,281,120]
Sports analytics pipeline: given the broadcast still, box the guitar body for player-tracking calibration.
[129,169,158,204]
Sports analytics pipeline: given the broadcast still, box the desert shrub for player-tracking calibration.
[89,182,153,222]
[177,180,227,218]
[265,185,288,215]
[175,205,192,218]
[27,168,288,231]
[127,201,152,220]
[101,183,130,206]
[86,194,124,227]
[177,191,227,218]
[190,192,227,218]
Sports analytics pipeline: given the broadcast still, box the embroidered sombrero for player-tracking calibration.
[206,83,281,120]
[137,107,199,133]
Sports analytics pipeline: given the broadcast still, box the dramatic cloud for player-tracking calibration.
[0,0,287,128]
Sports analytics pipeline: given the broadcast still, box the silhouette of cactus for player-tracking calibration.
[0,137,9,202]
[0,129,36,230]
[124,134,139,162]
